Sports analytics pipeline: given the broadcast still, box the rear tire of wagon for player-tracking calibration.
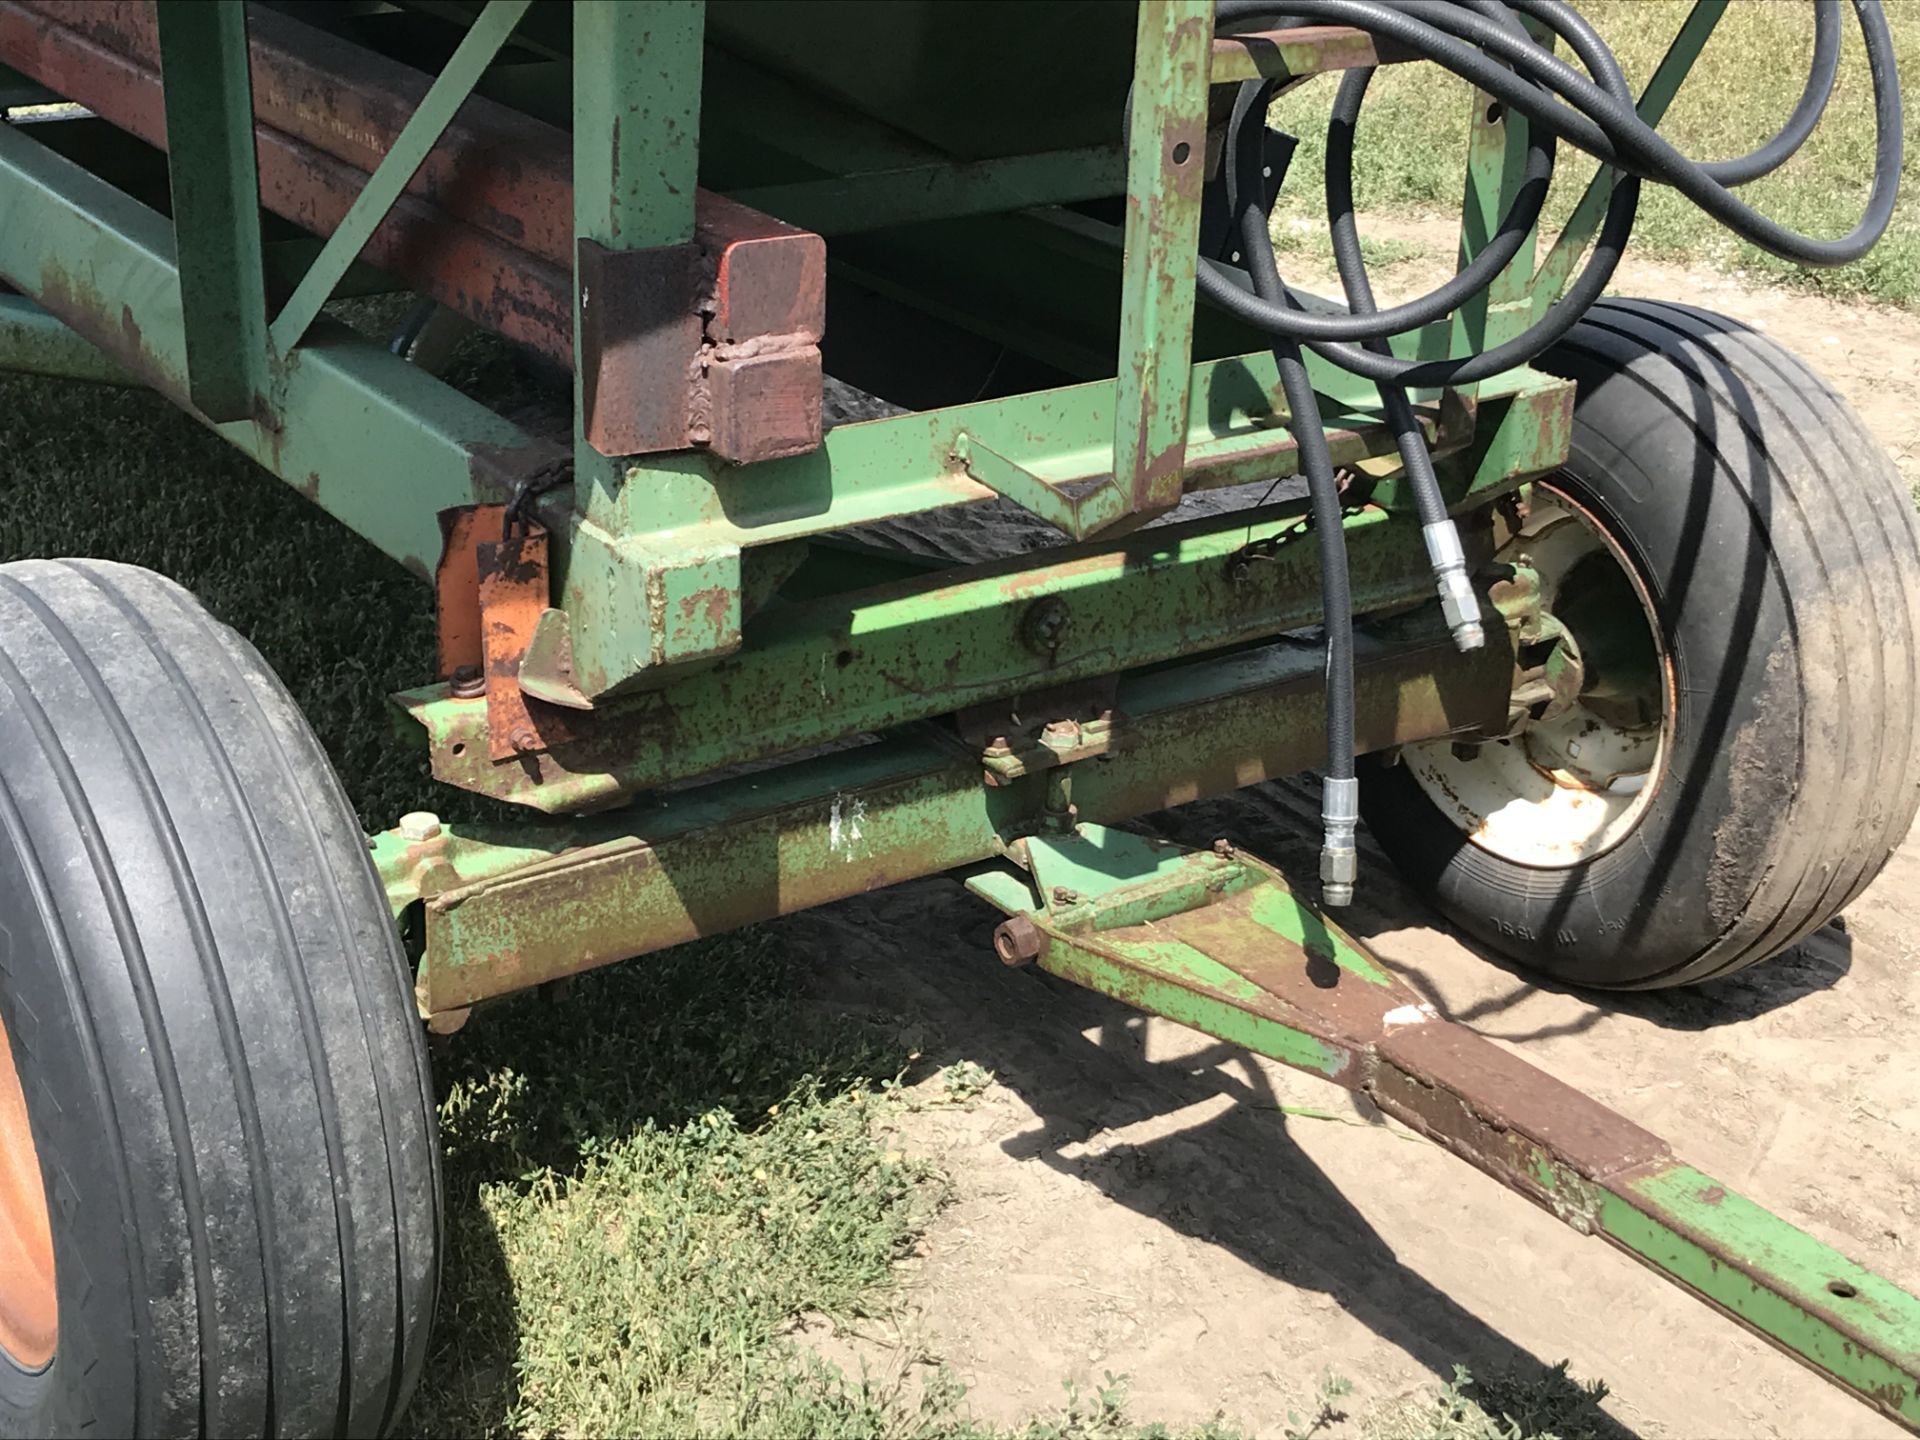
[0,559,442,1437]
[1361,300,1920,989]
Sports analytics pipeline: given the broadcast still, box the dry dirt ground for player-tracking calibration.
[782,226,1920,1439]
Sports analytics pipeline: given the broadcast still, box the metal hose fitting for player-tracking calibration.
[1424,519,1485,651]
[1320,774,1360,907]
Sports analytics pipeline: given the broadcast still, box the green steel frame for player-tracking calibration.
[3,0,1918,1426]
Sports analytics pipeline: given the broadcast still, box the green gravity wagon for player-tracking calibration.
[0,1,1917,1434]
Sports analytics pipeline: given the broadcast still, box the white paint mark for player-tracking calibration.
[1382,1003,1435,1029]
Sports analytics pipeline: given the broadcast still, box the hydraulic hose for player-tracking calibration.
[1178,0,1902,904]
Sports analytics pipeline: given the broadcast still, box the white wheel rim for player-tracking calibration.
[1401,484,1672,869]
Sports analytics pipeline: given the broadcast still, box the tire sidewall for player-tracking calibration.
[0,842,138,1438]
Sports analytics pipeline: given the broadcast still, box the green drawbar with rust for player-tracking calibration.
[0,1,1915,1434]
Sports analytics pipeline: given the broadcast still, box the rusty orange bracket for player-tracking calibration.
[434,505,573,761]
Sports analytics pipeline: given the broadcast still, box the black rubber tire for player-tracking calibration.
[1362,299,1920,988]
[0,560,442,1436]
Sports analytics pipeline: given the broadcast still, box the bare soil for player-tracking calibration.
[786,232,1920,1439]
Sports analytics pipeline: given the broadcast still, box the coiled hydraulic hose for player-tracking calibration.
[1189,0,1902,905]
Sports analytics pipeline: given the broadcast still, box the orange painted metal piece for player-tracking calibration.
[476,526,572,762]
[0,1010,56,1371]
[435,505,574,761]
[433,505,491,680]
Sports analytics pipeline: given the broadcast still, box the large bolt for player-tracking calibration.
[398,811,442,842]
[510,726,539,752]
[993,915,1044,967]
[1051,885,1080,907]
[1020,596,1073,656]
[1212,838,1235,858]
[449,664,485,699]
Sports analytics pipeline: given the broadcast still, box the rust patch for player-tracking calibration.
[1372,1022,1672,1183]
[476,524,575,762]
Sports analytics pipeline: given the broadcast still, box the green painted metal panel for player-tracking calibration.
[1244,886,1391,985]
[1036,935,1351,1078]
[154,1,269,421]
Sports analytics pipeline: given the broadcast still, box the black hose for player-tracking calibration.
[1182,0,1902,904]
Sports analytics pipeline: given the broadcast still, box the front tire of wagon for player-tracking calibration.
[0,559,442,1438]
[1362,300,1920,989]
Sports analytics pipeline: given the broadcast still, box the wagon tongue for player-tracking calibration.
[969,824,1920,1431]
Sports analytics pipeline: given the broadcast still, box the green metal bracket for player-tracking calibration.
[966,836,1920,1428]
[154,1,269,421]
[270,0,532,355]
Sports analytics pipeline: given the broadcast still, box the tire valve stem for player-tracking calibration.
[1424,519,1485,652]
[1320,775,1360,908]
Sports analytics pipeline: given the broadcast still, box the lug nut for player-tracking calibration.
[993,915,1044,967]
[398,811,442,842]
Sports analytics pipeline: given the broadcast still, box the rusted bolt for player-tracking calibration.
[994,915,1044,967]
[983,735,1014,759]
[398,811,442,842]
[1040,719,1081,751]
[449,664,485,699]
[1212,838,1235,858]
[1020,596,1073,656]
[1051,885,1080,907]
[509,726,539,752]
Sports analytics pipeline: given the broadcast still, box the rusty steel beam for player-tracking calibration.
[0,0,826,461]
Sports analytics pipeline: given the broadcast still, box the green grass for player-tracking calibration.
[1271,1,1920,307]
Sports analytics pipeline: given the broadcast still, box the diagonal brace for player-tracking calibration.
[269,0,531,354]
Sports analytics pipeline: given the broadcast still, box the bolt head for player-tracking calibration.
[449,664,486,699]
[509,727,539,752]
[398,811,442,842]
[1212,838,1234,858]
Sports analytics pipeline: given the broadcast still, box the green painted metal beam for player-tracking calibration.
[381,623,1504,1008]
[0,294,131,384]
[0,120,561,576]
[572,0,705,250]
[155,1,269,420]
[402,502,1500,809]
[1111,0,1212,521]
[1598,1164,1920,1428]
[269,0,532,354]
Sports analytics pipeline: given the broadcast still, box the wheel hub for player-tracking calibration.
[0,1011,56,1371]
[1400,482,1672,868]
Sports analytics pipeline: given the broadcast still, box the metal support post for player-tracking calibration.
[154,0,269,421]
